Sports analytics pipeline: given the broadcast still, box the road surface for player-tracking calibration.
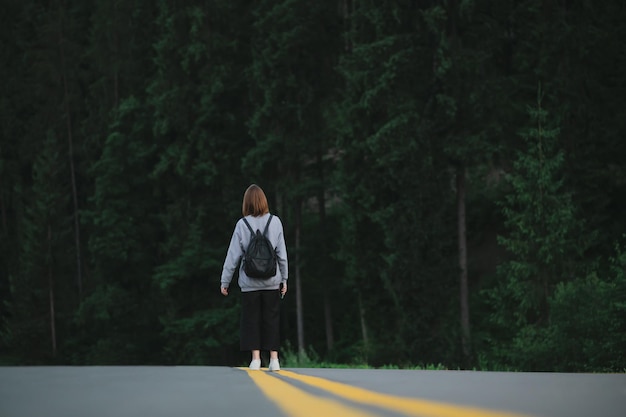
[0,366,624,417]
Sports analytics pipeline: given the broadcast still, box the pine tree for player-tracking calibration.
[77,97,161,364]
[247,0,342,356]
[146,0,253,364]
[8,132,72,362]
[487,88,585,370]
[332,1,460,365]
[0,0,25,355]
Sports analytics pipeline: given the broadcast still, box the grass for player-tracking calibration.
[280,345,448,370]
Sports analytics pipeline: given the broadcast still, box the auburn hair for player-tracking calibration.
[242,184,269,217]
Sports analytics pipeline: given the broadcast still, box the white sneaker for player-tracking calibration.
[249,359,261,370]
[268,358,280,372]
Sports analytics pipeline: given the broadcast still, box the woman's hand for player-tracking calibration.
[221,287,229,296]
[280,282,287,298]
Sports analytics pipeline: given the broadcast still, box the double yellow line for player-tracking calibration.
[243,368,535,417]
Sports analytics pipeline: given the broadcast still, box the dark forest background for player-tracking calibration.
[1,0,625,371]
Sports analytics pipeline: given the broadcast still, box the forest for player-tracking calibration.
[1,0,625,372]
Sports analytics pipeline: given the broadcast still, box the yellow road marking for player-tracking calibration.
[242,368,380,417]
[278,370,535,417]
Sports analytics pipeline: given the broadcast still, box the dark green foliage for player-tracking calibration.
[480,92,622,371]
[496,93,583,324]
[6,133,72,363]
[1,0,625,371]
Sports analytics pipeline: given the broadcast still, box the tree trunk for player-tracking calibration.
[342,0,353,52]
[113,1,119,107]
[323,290,334,351]
[294,197,305,355]
[317,150,334,352]
[58,5,83,298]
[358,292,368,362]
[457,166,471,365]
[0,196,6,233]
[47,224,57,358]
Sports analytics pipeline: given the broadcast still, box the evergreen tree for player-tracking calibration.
[333,1,458,365]
[542,245,626,372]
[76,98,161,364]
[7,132,72,363]
[147,0,253,364]
[485,89,586,370]
[2,0,92,363]
[247,0,342,356]
[0,0,25,355]
[422,0,514,366]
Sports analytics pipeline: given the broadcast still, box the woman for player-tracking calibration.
[220,184,288,371]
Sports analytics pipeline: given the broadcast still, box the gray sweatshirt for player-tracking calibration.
[220,213,288,292]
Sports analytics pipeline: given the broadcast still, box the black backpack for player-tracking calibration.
[242,215,277,279]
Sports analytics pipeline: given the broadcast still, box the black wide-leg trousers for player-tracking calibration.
[240,289,280,351]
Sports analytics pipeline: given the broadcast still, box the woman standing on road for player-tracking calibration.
[220,184,288,371]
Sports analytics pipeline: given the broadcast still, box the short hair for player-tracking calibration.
[242,184,270,217]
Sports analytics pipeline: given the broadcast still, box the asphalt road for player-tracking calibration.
[0,366,624,417]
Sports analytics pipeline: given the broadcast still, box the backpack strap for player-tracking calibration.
[242,215,273,236]
[262,215,273,237]
[242,218,255,235]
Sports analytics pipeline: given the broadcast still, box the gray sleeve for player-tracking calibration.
[220,221,243,288]
[274,216,288,282]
